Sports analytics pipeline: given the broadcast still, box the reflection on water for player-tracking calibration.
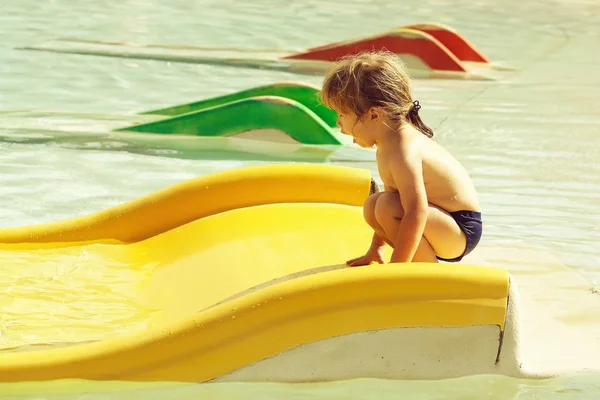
[0,246,153,350]
[1,373,599,399]
[1,0,600,397]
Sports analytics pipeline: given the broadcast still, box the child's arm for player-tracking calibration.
[369,231,387,249]
[346,232,386,266]
[388,151,429,263]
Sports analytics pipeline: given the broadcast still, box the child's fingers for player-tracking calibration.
[346,256,361,265]
[348,256,368,267]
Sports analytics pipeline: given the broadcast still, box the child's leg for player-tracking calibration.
[373,192,468,262]
[362,192,393,247]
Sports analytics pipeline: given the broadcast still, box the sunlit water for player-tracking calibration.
[1,0,599,398]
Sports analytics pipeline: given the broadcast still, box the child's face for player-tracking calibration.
[335,109,376,148]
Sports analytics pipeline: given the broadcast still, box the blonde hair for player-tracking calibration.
[320,51,434,138]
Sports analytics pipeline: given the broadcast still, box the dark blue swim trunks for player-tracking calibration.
[436,210,483,262]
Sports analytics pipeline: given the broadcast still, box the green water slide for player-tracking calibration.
[116,95,344,145]
[140,81,338,128]
[114,82,346,146]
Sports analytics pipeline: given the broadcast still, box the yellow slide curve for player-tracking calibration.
[0,164,510,383]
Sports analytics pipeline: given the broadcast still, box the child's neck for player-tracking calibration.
[375,120,424,148]
[373,119,403,149]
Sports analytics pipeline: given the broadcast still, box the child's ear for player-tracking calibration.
[370,107,379,121]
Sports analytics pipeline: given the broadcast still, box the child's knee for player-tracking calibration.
[363,192,381,227]
[374,192,404,223]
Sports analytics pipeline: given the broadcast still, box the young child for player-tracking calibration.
[320,51,483,265]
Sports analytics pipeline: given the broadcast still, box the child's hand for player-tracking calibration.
[346,246,385,267]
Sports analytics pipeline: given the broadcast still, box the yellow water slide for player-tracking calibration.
[0,164,511,383]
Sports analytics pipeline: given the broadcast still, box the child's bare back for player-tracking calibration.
[376,123,480,214]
